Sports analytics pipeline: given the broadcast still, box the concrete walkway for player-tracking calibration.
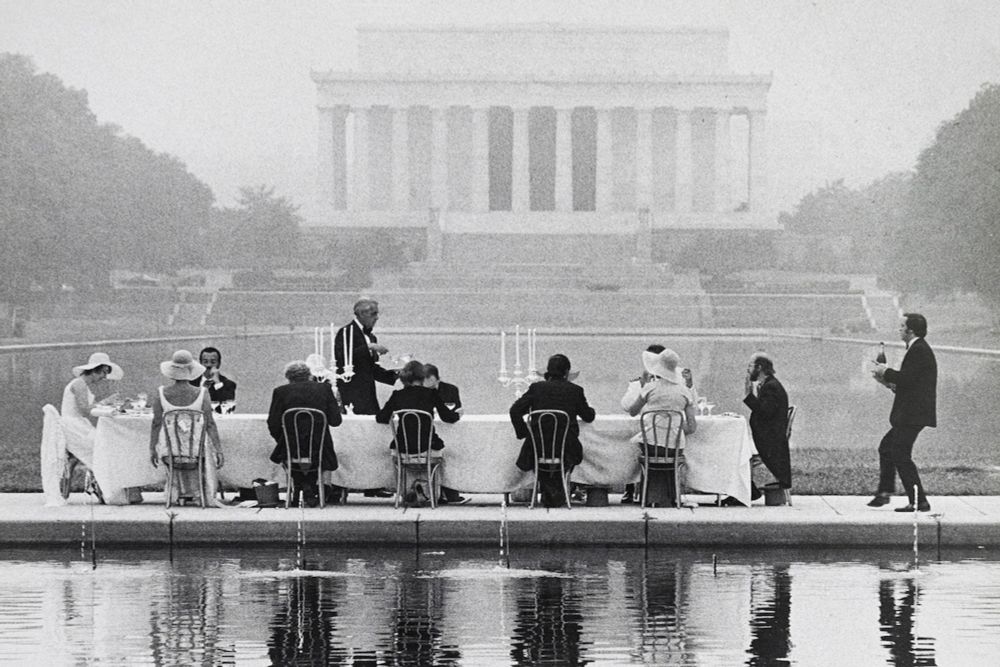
[3,493,999,548]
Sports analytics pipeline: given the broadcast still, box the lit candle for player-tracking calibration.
[500,330,507,374]
[530,328,536,370]
[515,325,521,368]
[348,325,354,366]
[330,323,335,367]
[319,326,325,361]
[314,327,319,356]
[342,324,348,369]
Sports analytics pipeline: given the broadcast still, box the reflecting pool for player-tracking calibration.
[0,546,998,665]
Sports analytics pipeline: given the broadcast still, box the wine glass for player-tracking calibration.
[696,396,707,416]
[134,392,147,410]
[705,402,716,416]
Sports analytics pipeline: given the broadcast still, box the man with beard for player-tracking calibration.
[743,352,791,502]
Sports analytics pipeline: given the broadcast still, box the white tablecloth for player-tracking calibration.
[91,414,755,505]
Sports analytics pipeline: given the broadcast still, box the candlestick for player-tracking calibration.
[515,325,521,369]
[500,330,507,375]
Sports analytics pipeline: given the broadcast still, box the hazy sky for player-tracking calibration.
[2,0,999,219]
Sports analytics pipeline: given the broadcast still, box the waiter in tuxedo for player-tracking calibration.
[870,313,937,512]
[334,298,399,415]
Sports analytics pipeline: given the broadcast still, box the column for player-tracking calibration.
[430,107,449,209]
[391,107,409,211]
[317,106,348,209]
[555,107,574,211]
[471,108,491,212]
[675,108,692,213]
[595,108,613,211]
[748,109,767,213]
[635,107,653,209]
[715,108,731,212]
[350,106,369,211]
[511,107,530,212]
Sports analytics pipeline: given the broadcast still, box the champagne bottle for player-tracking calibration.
[876,342,886,364]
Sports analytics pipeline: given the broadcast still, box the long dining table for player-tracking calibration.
[91,413,757,506]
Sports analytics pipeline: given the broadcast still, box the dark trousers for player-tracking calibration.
[877,425,927,503]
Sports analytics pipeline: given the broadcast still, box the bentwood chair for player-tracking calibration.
[391,409,443,509]
[162,408,208,509]
[280,407,329,509]
[524,410,573,509]
[783,405,797,506]
[638,409,685,509]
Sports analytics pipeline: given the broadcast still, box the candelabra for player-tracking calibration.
[497,325,540,397]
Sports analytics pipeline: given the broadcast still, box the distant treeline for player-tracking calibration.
[778,82,1000,309]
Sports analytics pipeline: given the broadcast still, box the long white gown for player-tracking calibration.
[60,377,97,468]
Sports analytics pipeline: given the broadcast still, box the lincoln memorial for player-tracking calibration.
[310,24,773,262]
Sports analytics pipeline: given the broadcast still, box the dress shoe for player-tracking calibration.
[895,502,931,513]
[750,485,763,501]
[867,494,891,507]
[363,489,394,498]
[719,496,746,507]
[620,493,635,504]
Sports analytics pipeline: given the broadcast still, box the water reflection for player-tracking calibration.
[0,549,994,664]
[879,576,937,666]
[510,573,587,666]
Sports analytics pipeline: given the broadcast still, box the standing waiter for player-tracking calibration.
[870,313,936,512]
[333,298,399,415]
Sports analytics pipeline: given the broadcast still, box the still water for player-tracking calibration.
[3,332,999,483]
[0,546,998,665]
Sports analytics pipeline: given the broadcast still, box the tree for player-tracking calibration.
[221,185,303,268]
[889,83,1000,305]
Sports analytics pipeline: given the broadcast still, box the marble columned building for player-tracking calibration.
[311,25,773,262]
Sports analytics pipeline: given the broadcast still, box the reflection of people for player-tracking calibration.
[748,565,792,666]
[189,346,237,404]
[268,576,350,664]
[510,574,585,666]
[267,360,343,507]
[61,352,122,471]
[510,354,595,507]
[334,298,398,415]
[878,577,937,665]
[743,352,791,499]
[870,313,936,512]
[149,350,224,507]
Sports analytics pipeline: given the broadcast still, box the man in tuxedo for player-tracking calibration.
[333,298,398,415]
[334,298,399,498]
[423,364,462,411]
[190,347,237,405]
[743,352,791,501]
[870,313,937,512]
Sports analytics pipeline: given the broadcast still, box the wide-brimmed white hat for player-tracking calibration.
[72,352,123,380]
[642,348,681,384]
[160,350,205,381]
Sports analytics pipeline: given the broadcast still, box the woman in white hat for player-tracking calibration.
[60,352,124,472]
[148,350,225,506]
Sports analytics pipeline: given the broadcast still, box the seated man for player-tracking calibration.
[267,360,343,507]
[424,363,467,504]
[191,346,237,408]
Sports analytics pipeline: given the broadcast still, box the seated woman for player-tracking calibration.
[509,354,596,507]
[60,352,123,500]
[149,350,225,507]
[267,360,343,507]
[377,361,460,504]
[621,348,697,506]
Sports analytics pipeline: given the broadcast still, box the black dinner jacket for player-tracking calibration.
[334,320,398,415]
[267,379,343,470]
[510,378,596,471]
[743,374,790,453]
[189,373,237,403]
[436,381,462,410]
[883,337,937,428]
[376,384,460,452]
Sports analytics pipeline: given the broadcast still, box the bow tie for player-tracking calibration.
[362,327,374,337]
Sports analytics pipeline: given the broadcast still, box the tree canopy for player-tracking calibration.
[0,53,214,299]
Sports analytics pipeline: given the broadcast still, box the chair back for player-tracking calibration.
[639,409,685,461]
[281,407,328,471]
[391,409,436,460]
[525,410,570,470]
[162,408,207,471]
[786,405,797,443]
